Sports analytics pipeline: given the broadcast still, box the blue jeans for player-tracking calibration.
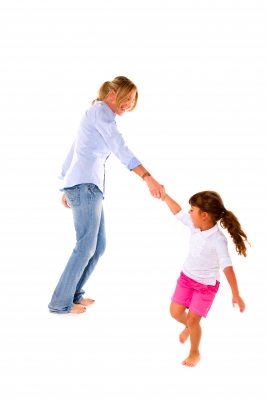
[48,183,106,313]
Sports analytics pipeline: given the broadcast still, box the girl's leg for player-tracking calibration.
[170,302,190,343]
[182,310,202,367]
[73,208,106,304]
[170,302,187,325]
[48,184,103,314]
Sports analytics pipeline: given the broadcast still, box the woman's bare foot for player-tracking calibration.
[179,327,190,344]
[182,351,201,367]
[79,298,95,306]
[69,304,86,314]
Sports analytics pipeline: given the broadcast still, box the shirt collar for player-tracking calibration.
[99,101,116,118]
[201,224,218,239]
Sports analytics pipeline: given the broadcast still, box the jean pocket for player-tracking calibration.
[87,184,102,194]
[64,188,80,206]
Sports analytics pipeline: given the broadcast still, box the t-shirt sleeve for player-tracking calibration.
[215,237,233,270]
[175,210,195,231]
[95,108,141,170]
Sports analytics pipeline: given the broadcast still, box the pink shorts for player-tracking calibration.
[171,271,220,318]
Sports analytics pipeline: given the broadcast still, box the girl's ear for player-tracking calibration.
[201,212,209,221]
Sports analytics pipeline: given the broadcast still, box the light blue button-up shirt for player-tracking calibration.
[58,101,141,196]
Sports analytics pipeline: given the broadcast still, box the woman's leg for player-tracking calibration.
[182,310,202,367]
[73,208,106,304]
[48,184,103,314]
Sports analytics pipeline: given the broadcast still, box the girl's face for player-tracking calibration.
[188,206,203,229]
[189,206,215,231]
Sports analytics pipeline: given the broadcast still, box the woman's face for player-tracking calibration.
[106,89,137,116]
[116,89,137,116]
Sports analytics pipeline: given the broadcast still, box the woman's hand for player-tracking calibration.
[144,176,165,200]
[62,194,71,208]
[131,165,165,200]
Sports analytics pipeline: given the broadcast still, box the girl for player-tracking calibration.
[164,191,249,367]
[48,76,165,314]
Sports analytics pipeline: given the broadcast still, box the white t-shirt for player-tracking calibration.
[176,210,232,285]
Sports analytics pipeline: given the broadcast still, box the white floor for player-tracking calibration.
[1,183,265,399]
[1,1,266,398]
[2,265,264,400]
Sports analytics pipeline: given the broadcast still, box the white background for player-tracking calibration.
[0,0,265,399]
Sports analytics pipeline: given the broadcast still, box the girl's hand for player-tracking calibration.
[62,194,71,208]
[232,294,246,312]
[223,267,245,312]
[145,176,165,200]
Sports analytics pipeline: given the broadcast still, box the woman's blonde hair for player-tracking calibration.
[91,76,138,111]
[189,191,250,257]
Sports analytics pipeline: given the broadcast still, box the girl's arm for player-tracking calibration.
[164,194,182,215]
[223,267,246,312]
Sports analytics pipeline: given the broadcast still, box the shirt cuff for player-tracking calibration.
[220,260,233,270]
[127,157,142,171]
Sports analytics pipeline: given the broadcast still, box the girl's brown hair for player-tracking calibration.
[189,191,250,257]
[91,76,138,112]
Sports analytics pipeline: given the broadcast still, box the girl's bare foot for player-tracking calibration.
[69,304,86,314]
[179,327,190,344]
[182,351,201,367]
[79,298,95,306]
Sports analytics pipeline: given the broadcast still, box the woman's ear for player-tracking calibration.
[108,90,116,102]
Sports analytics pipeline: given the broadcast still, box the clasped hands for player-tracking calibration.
[144,176,165,201]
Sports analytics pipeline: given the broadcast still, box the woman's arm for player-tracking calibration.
[223,267,246,312]
[95,112,165,200]
[164,194,182,215]
[59,142,75,181]
[132,165,165,200]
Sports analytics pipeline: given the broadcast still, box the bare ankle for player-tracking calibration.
[190,349,200,356]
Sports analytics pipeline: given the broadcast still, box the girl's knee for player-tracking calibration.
[170,306,176,319]
[170,303,176,318]
[187,313,201,328]
[170,302,185,320]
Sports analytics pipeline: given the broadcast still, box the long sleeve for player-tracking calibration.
[58,142,75,180]
[58,101,141,195]
[94,107,141,170]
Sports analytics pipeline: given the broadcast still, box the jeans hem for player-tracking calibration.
[48,304,74,314]
[73,296,83,304]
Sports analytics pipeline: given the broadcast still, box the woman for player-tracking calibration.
[48,76,165,314]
